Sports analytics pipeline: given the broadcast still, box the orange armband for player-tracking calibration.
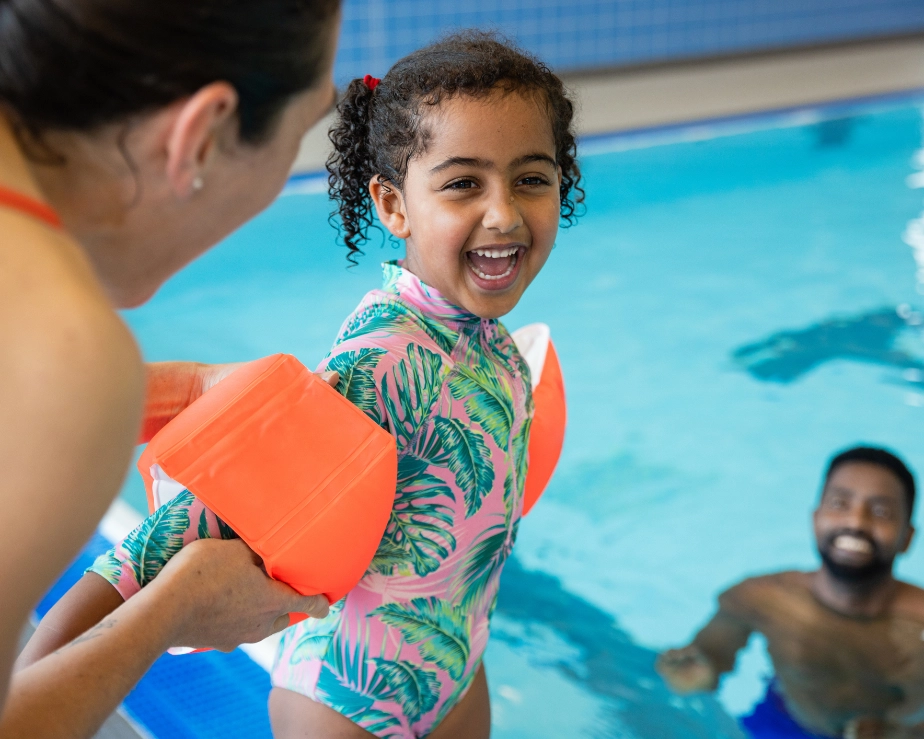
[137,354,397,618]
[512,324,567,516]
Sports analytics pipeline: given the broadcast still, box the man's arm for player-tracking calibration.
[1,538,329,739]
[656,584,755,694]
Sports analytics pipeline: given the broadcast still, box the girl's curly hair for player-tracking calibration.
[327,30,584,262]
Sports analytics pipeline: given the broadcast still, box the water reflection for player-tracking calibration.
[495,557,744,738]
[732,307,924,385]
[812,117,855,149]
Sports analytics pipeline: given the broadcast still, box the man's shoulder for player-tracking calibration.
[892,581,924,621]
[720,571,811,611]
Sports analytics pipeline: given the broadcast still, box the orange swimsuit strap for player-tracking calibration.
[0,184,62,229]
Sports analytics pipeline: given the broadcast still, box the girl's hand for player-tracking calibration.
[140,360,338,443]
[148,538,330,652]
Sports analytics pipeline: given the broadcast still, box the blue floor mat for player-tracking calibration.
[36,534,274,739]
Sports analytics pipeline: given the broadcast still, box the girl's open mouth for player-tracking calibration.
[465,245,525,291]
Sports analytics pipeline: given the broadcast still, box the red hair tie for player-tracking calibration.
[362,74,381,91]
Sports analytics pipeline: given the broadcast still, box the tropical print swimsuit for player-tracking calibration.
[89,261,533,738]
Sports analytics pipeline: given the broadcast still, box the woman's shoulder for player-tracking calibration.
[1,216,144,428]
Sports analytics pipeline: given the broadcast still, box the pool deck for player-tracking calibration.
[292,34,924,174]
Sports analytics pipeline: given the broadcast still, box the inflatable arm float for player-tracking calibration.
[511,324,567,516]
[137,354,398,625]
[135,323,562,650]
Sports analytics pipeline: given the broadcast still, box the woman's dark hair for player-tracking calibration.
[327,30,584,261]
[824,446,916,520]
[0,0,340,144]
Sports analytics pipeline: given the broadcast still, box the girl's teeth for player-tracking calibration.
[471,254,517,281]
[472,247,518,258]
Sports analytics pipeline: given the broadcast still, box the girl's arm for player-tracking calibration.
[14,575,124,671]
[17,490,234,667]
[2,538,328,739]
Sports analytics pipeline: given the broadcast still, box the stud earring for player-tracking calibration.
[192,176,204,192]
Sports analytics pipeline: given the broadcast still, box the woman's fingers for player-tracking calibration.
[199,362,245,394]
[290,594,330,620]
[151,539,321,650]
[201,363,339,396]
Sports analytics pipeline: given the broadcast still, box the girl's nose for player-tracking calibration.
[483,190,523,234]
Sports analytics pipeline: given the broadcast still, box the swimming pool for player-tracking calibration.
[112,93,924,738]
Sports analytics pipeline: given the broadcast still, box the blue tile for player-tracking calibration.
[330,0,924,81]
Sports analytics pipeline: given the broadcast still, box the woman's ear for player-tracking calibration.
[164,82,240,198]
[369,175,410,239]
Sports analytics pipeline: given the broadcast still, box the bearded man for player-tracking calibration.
[658,447,924,739]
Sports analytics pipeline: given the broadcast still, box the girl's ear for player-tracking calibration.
[369,175,410,239]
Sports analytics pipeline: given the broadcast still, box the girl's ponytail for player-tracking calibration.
[327,78,378,262]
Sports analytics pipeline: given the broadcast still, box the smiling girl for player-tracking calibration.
[267,32,583,738]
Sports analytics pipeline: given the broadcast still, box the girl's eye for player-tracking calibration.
[519,176,550,187]
[444,179,477,191]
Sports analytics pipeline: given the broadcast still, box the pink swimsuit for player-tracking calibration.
[90,261,533,737]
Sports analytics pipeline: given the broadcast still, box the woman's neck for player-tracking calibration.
[0,113,130,235]
[1,114,165,307]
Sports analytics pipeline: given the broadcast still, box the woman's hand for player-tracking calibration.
[148,538,330,651]
[140,360,338,443]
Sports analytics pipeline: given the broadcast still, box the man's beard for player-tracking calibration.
[818,529,894,585]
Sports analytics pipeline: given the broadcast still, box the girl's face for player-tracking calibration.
[372,89,561,319]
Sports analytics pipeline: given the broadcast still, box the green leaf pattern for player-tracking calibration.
[381,343,447,447]
[371,658,441,723]
[373,597,471,681]
[434,417,494,518]
[120,490,193,588]
[372,455,456,577]
[89,261,535,733]
[326,348,388,426]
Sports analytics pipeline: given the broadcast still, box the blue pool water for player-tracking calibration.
[116,94,924,738]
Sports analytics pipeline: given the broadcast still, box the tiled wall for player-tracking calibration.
[335,0,924,82]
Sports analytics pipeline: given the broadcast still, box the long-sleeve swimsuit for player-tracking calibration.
[88,261,534,738]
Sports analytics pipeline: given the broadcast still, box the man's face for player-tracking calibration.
[813,462,914,584]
